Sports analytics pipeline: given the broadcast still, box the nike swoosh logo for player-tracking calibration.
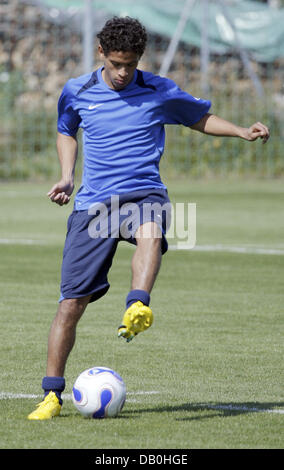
[88,103,104,110]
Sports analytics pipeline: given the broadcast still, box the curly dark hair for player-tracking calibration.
[97,16,147,57]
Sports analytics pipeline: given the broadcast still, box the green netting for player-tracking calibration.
[39,0,284,62]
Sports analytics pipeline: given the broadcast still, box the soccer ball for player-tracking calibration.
[72,366,126,419]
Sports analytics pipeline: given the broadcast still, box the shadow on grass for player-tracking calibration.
[122,402,284,421]
[23,400,283,421]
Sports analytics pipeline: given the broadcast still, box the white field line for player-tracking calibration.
[0,390,160,401]
[1,392,283,414]
[197,403,284,415]
[0,238,46,245]
[169,244,284,255]
[1,237,284,255]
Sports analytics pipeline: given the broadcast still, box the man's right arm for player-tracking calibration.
[47,132,78,206]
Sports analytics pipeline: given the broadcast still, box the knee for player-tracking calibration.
[135,222,162,245]
[56,297,90,325]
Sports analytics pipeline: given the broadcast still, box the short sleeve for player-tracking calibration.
[162,78,211,127]
[57,80,82,136]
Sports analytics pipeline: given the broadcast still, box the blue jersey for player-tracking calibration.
[57,67,211,209]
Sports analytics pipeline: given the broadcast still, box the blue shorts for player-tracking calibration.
[60,189,171,303]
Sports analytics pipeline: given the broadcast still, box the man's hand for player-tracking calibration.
[47,179,74,206]
[242,122,270,144]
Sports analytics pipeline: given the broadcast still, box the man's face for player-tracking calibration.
[99,45,140,90]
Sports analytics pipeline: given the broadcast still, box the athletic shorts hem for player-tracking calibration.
[59,284,110,304]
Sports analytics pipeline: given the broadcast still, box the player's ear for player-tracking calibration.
[98,44,105,59]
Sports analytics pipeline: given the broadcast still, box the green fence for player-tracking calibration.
[0,0,283,180]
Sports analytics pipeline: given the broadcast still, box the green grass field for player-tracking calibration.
[0,179,283,449]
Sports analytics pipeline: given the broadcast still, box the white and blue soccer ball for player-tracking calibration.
[72,366,126,419]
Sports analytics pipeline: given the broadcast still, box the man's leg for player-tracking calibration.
[46,295,92,377]
[118,222,162,342]
[28,295,91,419]
[131,221,162,292]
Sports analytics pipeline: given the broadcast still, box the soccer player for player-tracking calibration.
[28,16,269,419]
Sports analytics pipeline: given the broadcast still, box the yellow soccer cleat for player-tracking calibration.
[27,391,61,420]
[118,301,153,342]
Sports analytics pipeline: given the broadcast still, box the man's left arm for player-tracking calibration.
[190,113,270,144]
